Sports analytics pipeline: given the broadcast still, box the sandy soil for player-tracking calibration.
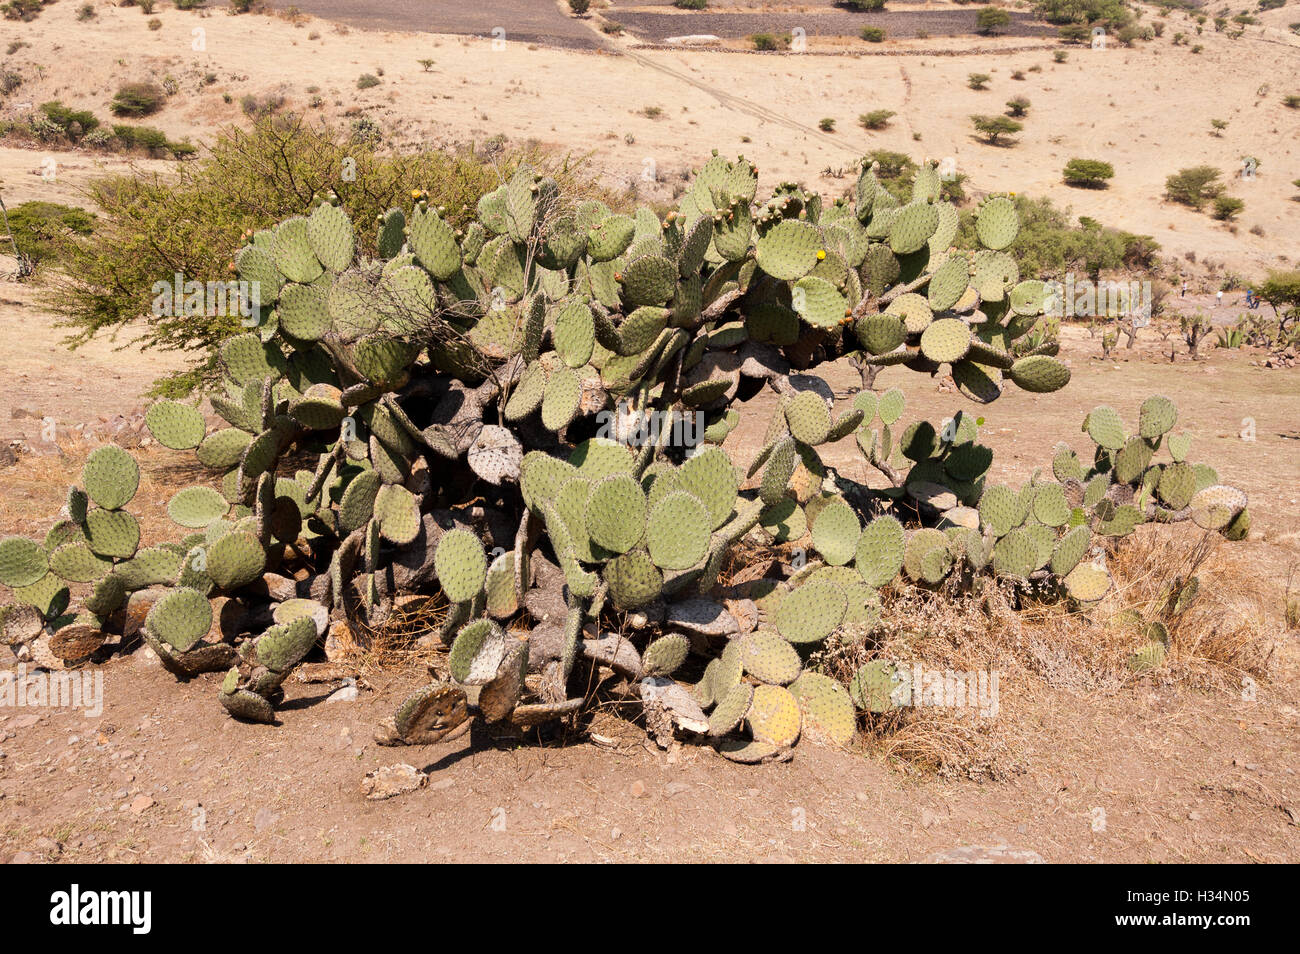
[0,2,1295,276]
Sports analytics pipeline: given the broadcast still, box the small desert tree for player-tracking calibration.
[1212,195,1244,221]
[859,109,896,130]
[1005,96,1031,117]
[968,73,992,90]
[1063,158,1114,188]
[1165,166,1224,209]
[971,114,1022,145]
[977,6,1012,35]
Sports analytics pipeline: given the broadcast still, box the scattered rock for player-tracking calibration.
[129,795,154,815]
[361,763,427,800]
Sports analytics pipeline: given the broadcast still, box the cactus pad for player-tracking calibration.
[738,631,802,685]
[82,446,140,511]
[144,587,213,653]
[145,400,207,450]
[434,528,488,602]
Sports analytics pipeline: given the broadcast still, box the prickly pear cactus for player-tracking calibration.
[0,158,1249,759]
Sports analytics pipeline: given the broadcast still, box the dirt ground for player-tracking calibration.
[0,2,1298,864]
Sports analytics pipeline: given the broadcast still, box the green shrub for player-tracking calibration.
[1053,50,1069,62]
[841,0,885,9]
[818,117,836,132]
[1005,96,1030,117]
[971,114,1022,144]
[1212,195,1244,221]
[1165,166,1223,209]
[1058,24,1089,42]
[39,101,100,139]
[859,109,895,130]
[229,0,253,10]
[76,2,95,20]
[1,0,54,19]
[1062,158,1114,188]
[110,82,166,117]
[568,0,590,12]
[968,73,991,90]
[1035,0,1130,29]
[977,7,1011,35]
[42,117,616,392]
[3,201,95,266]
[955,194,1158,278]
[751,33,782,50]
[859,26,886,41]
[356,73,381,90]
[1283,95,1300,109]
[673,0,708,8]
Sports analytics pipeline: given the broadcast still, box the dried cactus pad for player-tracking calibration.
[789,672,857,747]
[746,684,802,747]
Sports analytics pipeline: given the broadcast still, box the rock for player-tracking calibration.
[0,445,16,469]
[925,844,1045,864]
[360,763,427,800]
[326,683,359,703]
[129,795,154,815]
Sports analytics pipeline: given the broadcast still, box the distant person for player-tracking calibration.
[1181,280,1187,298]
[1245,288,1255,309]
[1216,290,1224,308]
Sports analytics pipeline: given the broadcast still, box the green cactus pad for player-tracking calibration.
[646,491,711,570]
[1138,395,1177,439]
[854,515,905,586]
[206,530,265,590]
[338,471,382,536]
[448,618,507,685]
[785,390,833,446]
[888,202,939,255]
[144,400,206,450]
[540,365,582,432]
[991,526,1037,578]
[849,660,905,713]
[604,548,663,611]
[144,587,213,653]
[1049,524,1092,577]
[811,496,861,566]
[678,446,739,529]
[255,615,318,673]
[1064,563,1111,603]
[756,219,821,281]
[708,682,754,737]
[434,528,488,603]
[272,216,324,284]
[919,318,972,364]
[975,195,1019,250]
[642,633,689,677]
[552,299,596,368]
[789,672,856,746]
[167,486,228,529]
[903,527,952,583]
[84,509,140,560]
[1189,485,1247,531]
[306,201,355,272]
[1084,406,1126,451]
[620,254,677,307]
[1032,482,1070,528]
[374,483,421,545]
[774,580,847,644]
[82,446,140,511]
[853,314,905,357]
[47,542,111,584]
[0,536,49,588]
[407,209,462,280]
[791,276,847,330]
[1008,355,1070,393]
[277,282,332,341]
[739,631,802,685]
[885,293,934,335]
[586,473,648,555]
